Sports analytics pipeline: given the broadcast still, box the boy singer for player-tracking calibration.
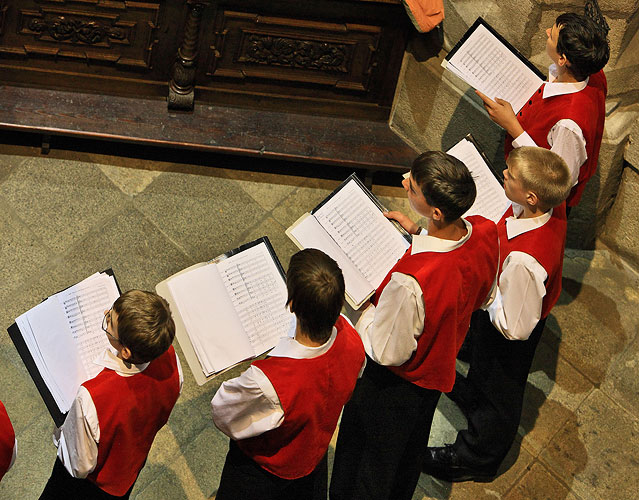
[330,151,499,500]
[423,147,573,481]
[212,249,365,500]
[40,290,183,499]
[477,12,609,209]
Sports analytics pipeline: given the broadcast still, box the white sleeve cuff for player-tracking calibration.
[511,131,538,148]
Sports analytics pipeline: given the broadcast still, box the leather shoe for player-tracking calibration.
[422,444,496,482]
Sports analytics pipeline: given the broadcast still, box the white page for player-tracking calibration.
[215,242,293,357]
[168,263,253,375]
[289,214,373,306]
[58,273,120,381]
[23,297,85,413]
[447,138,511,223]
[313,179,410,291]
[446,23,543,113]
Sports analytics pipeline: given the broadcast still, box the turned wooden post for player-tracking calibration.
[168,1,206,111]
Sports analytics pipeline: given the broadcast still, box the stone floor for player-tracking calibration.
[0,139,637,500]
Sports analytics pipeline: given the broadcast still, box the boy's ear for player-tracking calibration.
[120,346,133,362]
[526,190,539,208]
[432,207,444,222]
[558,53,571,69]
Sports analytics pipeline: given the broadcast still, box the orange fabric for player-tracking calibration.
[402,0,444,33]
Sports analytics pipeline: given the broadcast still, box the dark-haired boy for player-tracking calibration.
[212,249,365,500]
[477,12,609,209]
[329,151,500,500]
[423,147,573,481]
[40,290,183,500]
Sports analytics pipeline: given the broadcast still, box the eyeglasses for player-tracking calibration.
[102,309,120,343]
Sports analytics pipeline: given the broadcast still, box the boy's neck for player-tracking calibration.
[517,203,549,219]
[427,218,467,241]
[295,323,326,347]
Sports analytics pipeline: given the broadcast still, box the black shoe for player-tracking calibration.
[422,445,496,483]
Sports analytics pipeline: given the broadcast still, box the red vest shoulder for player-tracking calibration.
[240,316,364,479]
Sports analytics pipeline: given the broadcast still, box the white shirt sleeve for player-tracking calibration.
[511,119,586,188]
[356,273,425,366]
[175,350,184,395]
[55,386,100,478]
[487,251,548,341]
[211,365,284,440]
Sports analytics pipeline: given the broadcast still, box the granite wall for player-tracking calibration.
[390,0,639,269]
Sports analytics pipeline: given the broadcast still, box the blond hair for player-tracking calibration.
[112,290,175,363]
[507,147,572,209]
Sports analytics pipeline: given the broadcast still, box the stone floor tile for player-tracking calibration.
[601,326,639,417]
[238,216,301,272]
[58,206,193,292]
[428,393,469,447]
[540,389,639,500]
[271,181,339,228]
[0,156,129,254]
[0,200,52,303]
[0,153,28,183]
[98,163,163,196]
[222,169,302,212]
[417,445,534,499]
[133,171,266,263]
[520,338,594,455]
[503,461,581,500]
[0,347,49,434]
[0,411,57,499]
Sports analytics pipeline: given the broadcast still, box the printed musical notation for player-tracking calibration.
[446,23,543,113]
[60,283,112,379]
[218,247,290,354]
[314,180,409,289]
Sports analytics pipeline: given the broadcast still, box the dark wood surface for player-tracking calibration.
[0,85,416,172]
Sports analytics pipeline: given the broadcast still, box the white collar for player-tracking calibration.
[543,64,588,99]
[411,218,472,255]
[269,324,338,359]
[94,346,149,376]
[505,203,553,239]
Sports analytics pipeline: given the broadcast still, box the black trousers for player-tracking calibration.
[39,457,133,500]
[451,310,546,471]
[216,439,328,500]
[330,358,441,500]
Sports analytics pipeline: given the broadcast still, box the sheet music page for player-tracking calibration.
[16,272,120,414]
[215,242,293,357]
[288,214,373,307]
[446,23,543,112]
[447,139,511,223]
[313,179,410,292]
[168,264,253,375]
[57,273,120,380]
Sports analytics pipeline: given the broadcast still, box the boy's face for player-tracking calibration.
[502,164,529,206]
[402,173,434,218]
[103,309,121,350]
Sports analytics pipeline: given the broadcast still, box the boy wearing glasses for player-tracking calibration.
[40,290,183,500]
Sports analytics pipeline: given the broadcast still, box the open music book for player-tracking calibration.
[286,174,412,310]
[8,271,121,426]
[443,17,546,113]
[447,134,511,223]
[156,237,293,386]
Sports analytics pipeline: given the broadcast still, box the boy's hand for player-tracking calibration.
[385,210,419,234]
[475,90,524,138]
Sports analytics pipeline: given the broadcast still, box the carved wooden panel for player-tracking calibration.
[206,11,381,93]
[0,1,159,70]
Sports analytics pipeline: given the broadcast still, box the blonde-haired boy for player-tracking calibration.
[40,290,183,499]
[423,147,572,482]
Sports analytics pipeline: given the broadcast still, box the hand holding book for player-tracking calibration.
[475,90,525,138]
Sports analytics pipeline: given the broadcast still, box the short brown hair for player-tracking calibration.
[286,249,345,344]
[411,151,476,222]
[507,147,572,210]
[112,290,175,363]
